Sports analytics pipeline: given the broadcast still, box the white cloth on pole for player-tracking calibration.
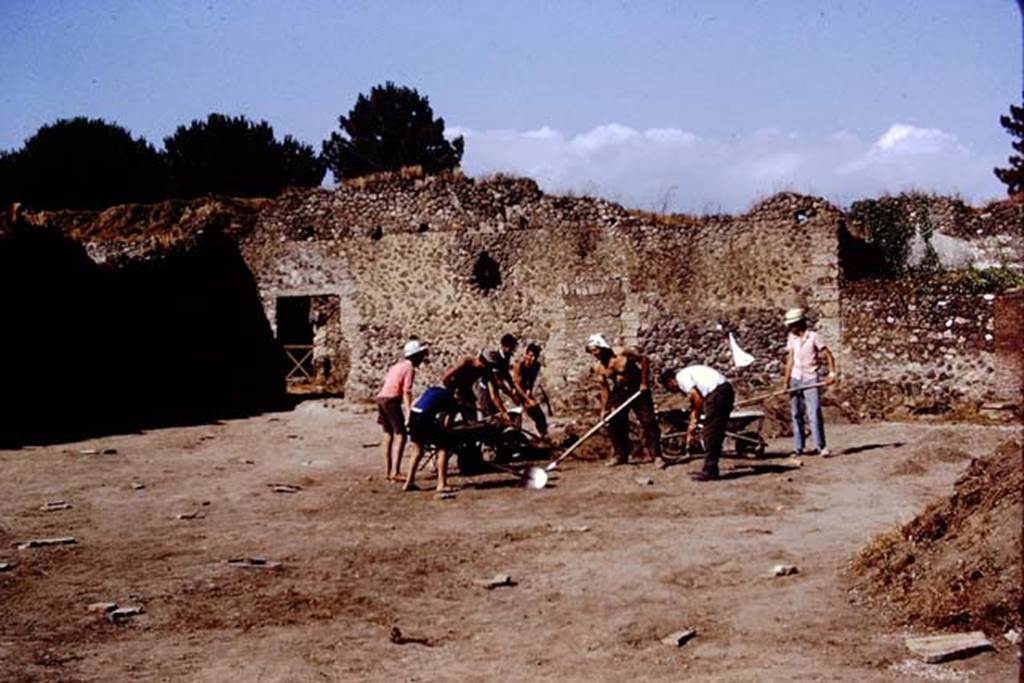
[729,333,755,368]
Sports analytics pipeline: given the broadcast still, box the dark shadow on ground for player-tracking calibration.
[717,464,801,480]
[465,474,558,491]
[840,442,905,456]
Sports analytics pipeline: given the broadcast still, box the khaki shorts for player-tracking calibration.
[376,396,405,435]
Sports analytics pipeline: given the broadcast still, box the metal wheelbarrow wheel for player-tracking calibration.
[732,431,767,458]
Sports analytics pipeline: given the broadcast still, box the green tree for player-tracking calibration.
[994,102,1024,195]
[321,82,464,180]
[4,117,165,210]
[163,113,324,198]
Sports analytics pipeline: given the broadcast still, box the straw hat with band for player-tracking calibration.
[404,340,428,358]
[783,308,805,326]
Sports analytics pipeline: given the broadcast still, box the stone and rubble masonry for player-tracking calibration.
[24,172,1022,419]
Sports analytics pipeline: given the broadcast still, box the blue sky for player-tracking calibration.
[2,1,1021,212]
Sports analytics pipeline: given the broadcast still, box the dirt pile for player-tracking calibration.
[851,439,1022,635]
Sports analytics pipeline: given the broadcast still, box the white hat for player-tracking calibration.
[403,340,428,358]
[585,333,611,350]
[784,308,805,325]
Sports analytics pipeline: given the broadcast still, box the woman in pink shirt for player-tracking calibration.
[781,308,837,457]
[377,339,428,481]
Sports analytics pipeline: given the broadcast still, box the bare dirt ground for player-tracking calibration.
[1,403,1020,682]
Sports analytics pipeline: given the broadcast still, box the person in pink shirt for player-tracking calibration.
[781,308,837,457]
[376,339,429,481]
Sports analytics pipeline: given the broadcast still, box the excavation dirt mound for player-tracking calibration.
[851,439,1023,635]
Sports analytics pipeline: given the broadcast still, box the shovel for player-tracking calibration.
[543,390,643,475]
[487,460,550,490]
[486,423,551,490]
[734,382,828,408]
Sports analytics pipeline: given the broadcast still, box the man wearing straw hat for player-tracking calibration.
[584,334,664,468]
[781,308,837,457]
[376,339,429,481]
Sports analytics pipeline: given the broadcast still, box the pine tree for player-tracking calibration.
[321,82,464,180]
[994,102,1024,195]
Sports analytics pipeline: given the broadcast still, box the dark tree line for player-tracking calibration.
[0,83,463,210]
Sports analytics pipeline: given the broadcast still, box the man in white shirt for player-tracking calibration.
[660,365,735,481]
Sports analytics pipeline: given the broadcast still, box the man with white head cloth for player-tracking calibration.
[584,334,663,468]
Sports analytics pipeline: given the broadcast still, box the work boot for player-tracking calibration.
[690,470,718,482]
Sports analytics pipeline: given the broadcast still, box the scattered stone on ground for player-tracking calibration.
[39,501,72,512]
[130,482,145,490]
[107,606,144,623]
[87,602,118,613]
[175,510,205,520]
[227,557,282,569]
[738,527,773,535]
[435,492,457,500]
[362,442,381,448]
[270,484,302,494]
[1004,629,1020,645]
[904,631,993,663]
[17,537,77,550]
[474,574,516,589]
[0,562,13,572]
[243,459,255,465]
[550,525,590,533]
[660,629,697,647]
[389,626,433,647]
[772,564,799,576]
[102,448,118,455]
[634,476,654,486]
[887,658,977,681]
[77,449,98,455]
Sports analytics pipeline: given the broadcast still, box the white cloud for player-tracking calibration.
[452,122,1003,214]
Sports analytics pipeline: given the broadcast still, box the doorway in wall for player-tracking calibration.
[276,296,314,381]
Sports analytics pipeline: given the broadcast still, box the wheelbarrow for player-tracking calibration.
[657,406,768,459]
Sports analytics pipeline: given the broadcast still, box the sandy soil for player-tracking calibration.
[0,402,1019,682]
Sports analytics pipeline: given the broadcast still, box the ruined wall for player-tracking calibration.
[26,175,1021,425]
[238,177,839,410]
[839,279,1003,418]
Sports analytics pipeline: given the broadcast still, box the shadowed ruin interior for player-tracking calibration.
[0,224,284,447]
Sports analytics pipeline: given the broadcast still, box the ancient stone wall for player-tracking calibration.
[237,177,839,411]
[23,175,1021,425]
[838,278,1003,418]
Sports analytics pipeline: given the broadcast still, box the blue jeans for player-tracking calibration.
[790,377,825,452]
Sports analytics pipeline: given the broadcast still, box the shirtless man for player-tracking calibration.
[584,334,663,467]
[511,343,548,437]
[442,352,510,424]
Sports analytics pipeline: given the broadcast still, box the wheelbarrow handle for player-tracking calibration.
[545,390,643,472]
